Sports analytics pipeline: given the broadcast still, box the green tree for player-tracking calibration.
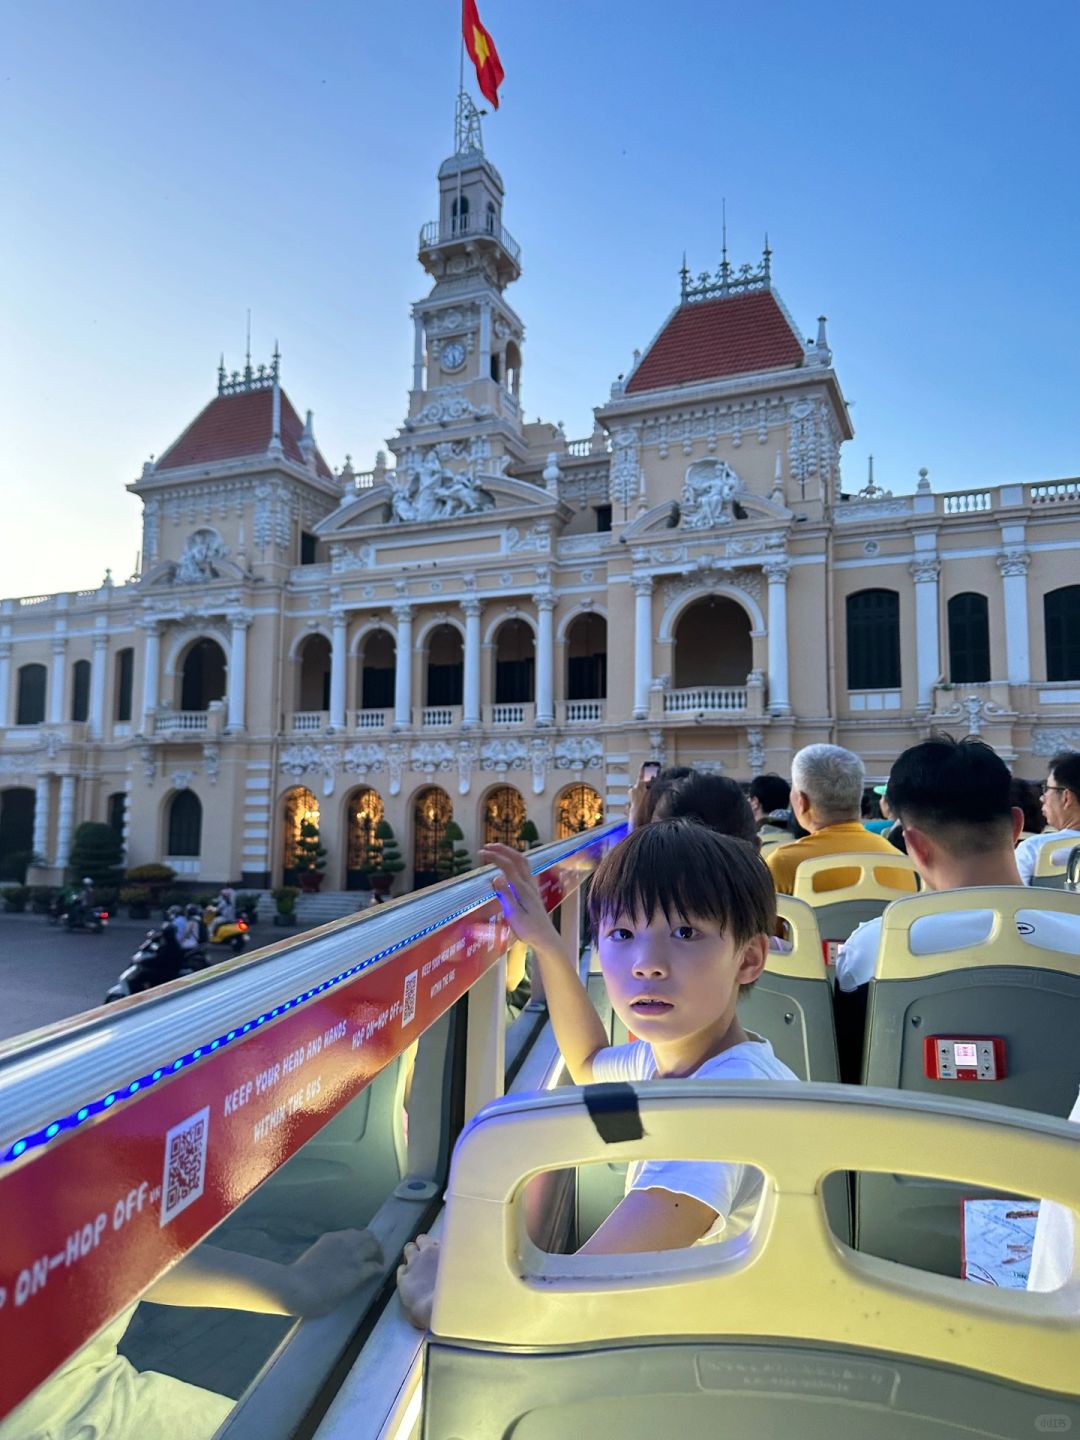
[68,822,124,887]
[369,820,405,878]
[436,821,472,879]
[293,818,327,874]
[517,819,541,851]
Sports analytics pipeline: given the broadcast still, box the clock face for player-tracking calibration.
[441,341,466,371]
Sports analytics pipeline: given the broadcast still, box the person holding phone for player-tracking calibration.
[628,762,688,830]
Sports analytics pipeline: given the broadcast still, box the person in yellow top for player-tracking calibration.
[766,743,917,896]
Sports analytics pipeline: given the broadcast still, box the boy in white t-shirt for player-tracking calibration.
[836,736,1080,993]
[397,821,798,1327]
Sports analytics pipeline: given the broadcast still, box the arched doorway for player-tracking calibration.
[413,786,452,890]
[555,784,604,839]
[345,787,385,890]
[282,787,319,885]
[0,788,35,881]
[672,596,752,689]
[360,629,395,712]
[493,619,535,704]
[179,638,227,711]
[297,634,332,714]
[426,625,464,707]
[166,790,202,858]
[483,785,527,847]
[566,613,607,701]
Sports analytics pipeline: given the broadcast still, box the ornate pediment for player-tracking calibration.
[316,471,565,539]
[140,527,248,587]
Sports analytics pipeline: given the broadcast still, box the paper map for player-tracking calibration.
[962,1199,1040,1288]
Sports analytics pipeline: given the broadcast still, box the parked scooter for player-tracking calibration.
[104,926,210,1002]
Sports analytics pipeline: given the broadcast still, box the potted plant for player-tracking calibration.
[293,819,328,893]
[120,885,152,920]
[368,820,404,896]
[123,863,177,907]
[29,886,58,915]
[516,819,541,851]
[272,886,300,926]
[68,822,125,890]
[436,821,472,879]
[236,892,261,925]
[3,885,29,913]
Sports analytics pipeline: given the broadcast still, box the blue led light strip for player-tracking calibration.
[2,832,613,1167]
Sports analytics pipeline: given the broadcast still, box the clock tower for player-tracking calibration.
[391,94,526,480]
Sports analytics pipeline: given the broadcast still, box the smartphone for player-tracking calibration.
[640,762,661,785]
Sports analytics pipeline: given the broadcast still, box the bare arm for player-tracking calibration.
[479,843,608,1084]
[145,1229,382,1316]
[577,1187,717,1254]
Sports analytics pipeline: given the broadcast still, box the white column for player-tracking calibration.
[54,774,76,870]
[89,630,108,740]
[632,574,654,720]
[910,558,941,712]
[32,774,50,863]
[479,300,491,379]
[48,633,66,725]
[998,549,1032,686]
[227,614,251,733]
[412,314,425,390]
[0,640,11,727]
[764,558,791,715]
[393,603,413,729]
[534,591,556,725]
[328,611,348,730]
[463,597,482,726]
[141,621,161,723]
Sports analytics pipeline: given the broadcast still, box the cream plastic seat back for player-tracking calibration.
[740,896,838,1082]
[1032,834,1078,888]
[1068,843,1080,894]
[425,1083,1080,1440]
[859,885,1080,1276]
[791,851,919,941]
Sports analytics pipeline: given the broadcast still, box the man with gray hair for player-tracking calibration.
[767,743,915,896]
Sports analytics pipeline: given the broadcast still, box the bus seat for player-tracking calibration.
[1032,835,1077,889]
[791,851,919,941]
[424,1083,1080,1440]
[1068,843,1080,894]
[857,886,1080,1277]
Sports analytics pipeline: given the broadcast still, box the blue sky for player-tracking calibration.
[3,0,1079,596]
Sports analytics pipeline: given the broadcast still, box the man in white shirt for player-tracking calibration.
[836,737,1080,992]
[1015,749,1080,884]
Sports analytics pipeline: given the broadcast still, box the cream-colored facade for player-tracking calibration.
[2,110,1079,892]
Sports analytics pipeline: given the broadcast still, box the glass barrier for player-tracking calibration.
[0,822,624,1438]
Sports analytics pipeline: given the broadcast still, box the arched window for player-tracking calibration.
[167,791,202,857]
[180,639,226,711]
[71,659,91,723]
[673,597,752,688]
[846,589,901,690]
[483,786,527,847]
[297,634,332,713]
[451,194,470,233]
[345,787,385,889]
[1045,586,1080,682]
[282,787,319,882]
[947,592,990,684]
[556,784,604,839]
[413,787,452,889]
[426,625,464,707]
[566,614,607,700]
[115,647,134,722]
[16,664,46,726]
[493,620,535,704]
[360,629,395,711]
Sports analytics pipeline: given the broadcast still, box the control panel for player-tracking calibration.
[924,1036,1006,1081]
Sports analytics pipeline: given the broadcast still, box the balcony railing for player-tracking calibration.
[355,709,387,730]
[663,686,748,715]
[153,710,210,733]
[942,491,993,515]
[562,699,605,724]
[419,216,521,265]
[490,702,534,726]
[421,705,458,728]
[292,711,327,733]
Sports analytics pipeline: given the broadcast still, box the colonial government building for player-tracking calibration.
[2,106,1079,893]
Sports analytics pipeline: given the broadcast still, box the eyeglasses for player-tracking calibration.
[1041,785,1067,797]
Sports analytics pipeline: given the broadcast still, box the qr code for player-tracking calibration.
[160,1106,210,1227]
[402,969,418,1027]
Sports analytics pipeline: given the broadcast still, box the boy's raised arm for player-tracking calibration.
[479,844,609,1084]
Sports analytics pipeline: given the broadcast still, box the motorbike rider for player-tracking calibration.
[208,886,237,939]
[69,876,95,927]
[182,903,206,952]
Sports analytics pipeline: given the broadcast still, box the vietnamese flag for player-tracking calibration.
[463,0,504,109]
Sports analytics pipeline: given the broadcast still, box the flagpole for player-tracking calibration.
[455,7,465,230]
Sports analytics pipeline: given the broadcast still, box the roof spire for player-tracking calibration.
[680,251,689,302]
[244,310,253,385]
[299,409,317,471]
[268,344,283,459]
[719,199,731,286]
[762,232,772,284]
[217,353,227,395]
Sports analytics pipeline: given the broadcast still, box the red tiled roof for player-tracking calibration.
[625,289,806,395]
[155,386,333,480]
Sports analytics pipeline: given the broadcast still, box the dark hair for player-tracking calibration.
[637,765,694,825]
[860,786,878,819]
[885,735,1014,852]
[1049,751,1080,803]
[749,773,790,815]
[650,773,759,848]
[588,819,776,947]
[1010,777,1045,835]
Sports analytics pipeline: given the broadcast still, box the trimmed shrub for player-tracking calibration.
[68,823,124,888]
